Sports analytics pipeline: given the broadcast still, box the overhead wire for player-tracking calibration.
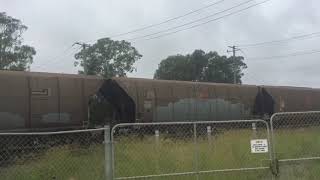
[243,48,320,85]
[33,0,228,67]
[247,49,320,61]
[243,71,266,84]
[106,0,226,38]
[134,0,271,42]
[32,45,80,71]
[236,48,267,84]
[237,31,320,48]
[126,0,259,41]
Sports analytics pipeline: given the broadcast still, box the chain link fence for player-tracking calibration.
[0,128,108,180]
[2,111,320,180]
[112,120,272,180]
[271,111,320,179]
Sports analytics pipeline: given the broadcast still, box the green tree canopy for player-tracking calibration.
[0,12,36,71]
[154,50,247,84]
[74,38,142,78]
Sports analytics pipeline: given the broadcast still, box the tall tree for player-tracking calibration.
[154,55,192,81]
[189,49,208,81]
[74,38,142,78]
[0,12,36,71]
[154,50,247,84]
[201,51,246,83]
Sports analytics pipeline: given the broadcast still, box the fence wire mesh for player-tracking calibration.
[112,120,272,180]
[271,111,320,179]
[271,111,320,160]
[0,128,107,180]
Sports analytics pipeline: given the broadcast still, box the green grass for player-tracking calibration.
[1,128,320,179]
[1,145,105,180]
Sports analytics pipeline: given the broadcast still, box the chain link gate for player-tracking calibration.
[271,111,320,179]
[0,128,109,180]
[111,120,273,180]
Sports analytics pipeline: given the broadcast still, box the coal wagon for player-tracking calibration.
[1,70,320,132]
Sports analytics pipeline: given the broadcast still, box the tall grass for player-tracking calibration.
[114,129,270,180]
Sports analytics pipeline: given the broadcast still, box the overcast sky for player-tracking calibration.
[2,0,320,87]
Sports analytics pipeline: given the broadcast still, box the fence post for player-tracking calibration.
[270,115,279,178]
[154,129,162,176]
[252,123,257,138]
[207,126,212,146]
[104,125,113,180]
[155,129,160,146]
[193,123,199,180]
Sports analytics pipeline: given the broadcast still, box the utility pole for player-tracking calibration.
[73,42,90,75]
[227,45,241,84]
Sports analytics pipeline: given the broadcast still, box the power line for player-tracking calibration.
[31,0,269,70]
[238,48,248,57]
[43,44,75,62]
[244,71,266,84]
[236,49,267,84]
[32,44,74,67]
[106,0,226,38]
[237,31,320,48]
[127,0,258,41]
[84,0,226,44]
[32,45,80,70]
[247,49,320,61]
[141,0,271,41]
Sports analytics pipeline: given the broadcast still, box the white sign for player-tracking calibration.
[250,139,268,153]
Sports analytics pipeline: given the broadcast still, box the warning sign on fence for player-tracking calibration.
[250,139,268,153]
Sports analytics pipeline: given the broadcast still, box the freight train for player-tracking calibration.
[0,70,319,132]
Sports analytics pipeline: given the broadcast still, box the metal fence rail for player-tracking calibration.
[112,120,272,180]
[0,128,109,180]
